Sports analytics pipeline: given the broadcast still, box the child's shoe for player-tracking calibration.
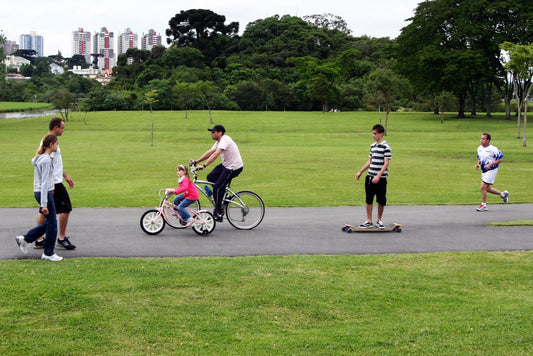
[185,217,194,227]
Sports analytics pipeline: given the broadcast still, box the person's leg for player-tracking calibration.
[375,178,387,222]
[43,191,58,257]
[177,198,194,221]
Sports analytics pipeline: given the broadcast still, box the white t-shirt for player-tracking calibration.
[211,135,243,170]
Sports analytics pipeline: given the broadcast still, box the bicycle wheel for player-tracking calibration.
[140,209,165,235]
[163,200,201,229]
[225,191,265,230]
[192,211,216,236]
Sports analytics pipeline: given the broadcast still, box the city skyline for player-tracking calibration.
[2,0,420,57]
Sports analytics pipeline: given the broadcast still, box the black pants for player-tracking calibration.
[207,164,243,215]
[365,175,387,206]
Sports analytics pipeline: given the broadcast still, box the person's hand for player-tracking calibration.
[165,189,174,196]
[41,207,49,215]
[372,176,380,184]
[197,165,205,170]
[355,172,362,180]
[475,163,480,170]
[66,176,74,188]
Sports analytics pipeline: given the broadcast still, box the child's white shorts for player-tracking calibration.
[481,168,498,185]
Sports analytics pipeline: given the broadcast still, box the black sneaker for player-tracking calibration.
[213,212,223,222]
[34,239,45,249]
[57,237,76,250]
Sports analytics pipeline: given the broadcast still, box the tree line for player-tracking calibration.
[1,2,532,125]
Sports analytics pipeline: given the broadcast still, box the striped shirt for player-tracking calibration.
[368,141,392,178]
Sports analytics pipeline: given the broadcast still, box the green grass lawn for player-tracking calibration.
[1,252,532,355]
[1,110,531,355]
[1,110,531,207]
[0,102,53,112]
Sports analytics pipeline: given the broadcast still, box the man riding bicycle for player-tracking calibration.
[192,125,243,222]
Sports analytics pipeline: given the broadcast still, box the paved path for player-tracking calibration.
[2,205,532,260]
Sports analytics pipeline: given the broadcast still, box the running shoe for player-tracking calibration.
[501,191,509,203]
[57,237,76,250]
[476,204,488,212]
[359,220,374,228]
[33,239,45,249]
[16,235,30,254]
[41,253,63,261]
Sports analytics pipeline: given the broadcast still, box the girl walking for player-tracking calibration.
[16,134,63,261]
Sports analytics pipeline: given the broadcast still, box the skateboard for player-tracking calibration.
[342,223,402,233]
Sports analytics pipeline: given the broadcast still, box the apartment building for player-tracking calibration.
[141,29,162,51]
[117,28,138,55]
[19,31,44,57]
[72,28,92,64]
[93,27,115,70]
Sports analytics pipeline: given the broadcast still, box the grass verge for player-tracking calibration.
[1,252,532,355]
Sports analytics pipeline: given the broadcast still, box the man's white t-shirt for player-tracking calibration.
[211,135,243,170]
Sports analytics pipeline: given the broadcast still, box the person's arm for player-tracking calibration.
[355,158,372,180]
[197,148,223,169]
[63,171,74,188]
[372,158,390,183]
[484,158,502,171]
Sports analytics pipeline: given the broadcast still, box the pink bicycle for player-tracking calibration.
[140,189,216,236]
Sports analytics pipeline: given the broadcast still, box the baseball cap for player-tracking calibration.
[208,125,225,133]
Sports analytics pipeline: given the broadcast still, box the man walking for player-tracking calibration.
[475,132,509,211]
[193,125,243,221]
[35,117,76,249]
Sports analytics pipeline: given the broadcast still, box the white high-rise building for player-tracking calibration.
[19,31,44,57]
[141,29,161,51]
[117,28,138,55]
[93,27,115,70]
[72,28,92,64]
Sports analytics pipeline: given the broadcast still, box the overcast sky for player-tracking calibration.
[2,0,421,57]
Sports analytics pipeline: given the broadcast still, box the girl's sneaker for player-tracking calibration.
[185,218,194,227]
[41,253,63,261]
[359,220,373,228]
[476,204,488,212]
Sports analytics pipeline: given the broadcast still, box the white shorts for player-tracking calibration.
[481,168,498,185]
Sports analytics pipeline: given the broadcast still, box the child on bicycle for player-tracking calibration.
[166,164,200,227]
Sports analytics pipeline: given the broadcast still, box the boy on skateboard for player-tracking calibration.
[355,124,391,228]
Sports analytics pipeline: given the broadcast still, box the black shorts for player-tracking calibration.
[365,175,387,206]
[53,183,72,214]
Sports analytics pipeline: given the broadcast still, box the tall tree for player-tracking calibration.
[166,9,238,53]
[500,42,533,147]
[0,32,6,101]
[364,68,405,133]
[395,0,533,118]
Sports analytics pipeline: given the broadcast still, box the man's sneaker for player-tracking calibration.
[501,191,509,203]
[185,217,194,227]
[34,239,45,249]
[41,253,63,261]
[476,204,488,212]
[213,212,223,222]
[375,220,385,229]
[57,237,76,250]
[359,220,373,228]
[15,235,30,254]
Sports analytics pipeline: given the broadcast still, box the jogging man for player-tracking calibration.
[193,125,243,221]
[34,117,76,250]
[475,132,509,211]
